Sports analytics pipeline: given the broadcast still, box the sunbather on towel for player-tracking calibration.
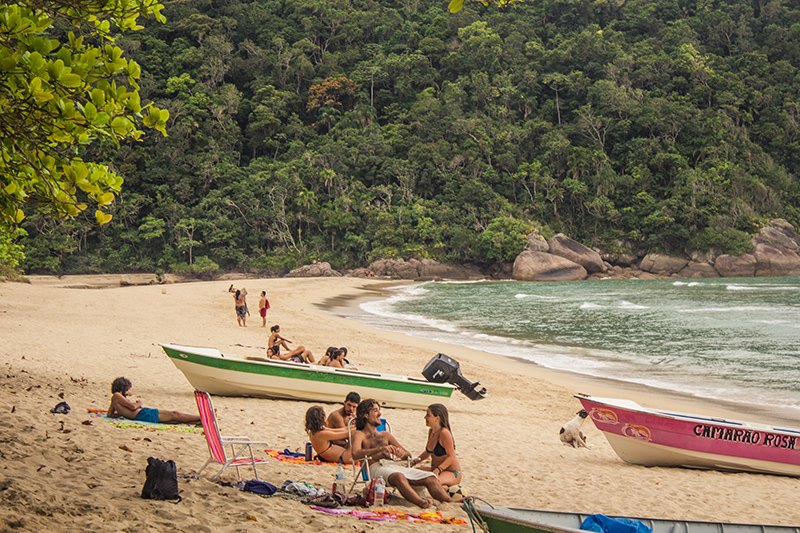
[305,405,352,463]
[107,377,201,424]
[351,398,463,508]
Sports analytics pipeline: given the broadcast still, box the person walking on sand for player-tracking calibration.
[410,403,463,488]
[258,291,270,327]
[351,399,462,508]
[234,288,248,327]
[107,377,200,424]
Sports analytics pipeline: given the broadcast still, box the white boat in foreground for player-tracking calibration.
[160,343,455,410]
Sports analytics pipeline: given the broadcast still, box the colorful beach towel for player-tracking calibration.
[266,449,336,465]
[311,506,466,525]
[87,410,203,434]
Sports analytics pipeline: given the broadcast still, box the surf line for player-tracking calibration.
[693,425,797,449]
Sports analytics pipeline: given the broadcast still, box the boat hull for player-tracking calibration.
[160,343,454,410]
[576,394,800,477]
[463,504,800,533]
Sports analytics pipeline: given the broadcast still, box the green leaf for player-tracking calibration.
[448,0,465,11]
[60,73,82,88]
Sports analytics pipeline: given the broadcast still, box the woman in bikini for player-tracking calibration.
[305,405,352,463]
[410,403,462,487]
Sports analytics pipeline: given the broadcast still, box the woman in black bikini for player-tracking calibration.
[305,406,352,463]
[410,403,462,487]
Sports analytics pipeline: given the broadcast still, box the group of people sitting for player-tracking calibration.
[267,325,357,369]
[304,393,463,508]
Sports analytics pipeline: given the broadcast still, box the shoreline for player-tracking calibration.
[319,279,800,428]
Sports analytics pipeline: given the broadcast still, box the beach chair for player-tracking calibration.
[346,417,394,493]
[194,390,270,481]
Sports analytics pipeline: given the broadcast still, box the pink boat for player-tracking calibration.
[576,393,800,477]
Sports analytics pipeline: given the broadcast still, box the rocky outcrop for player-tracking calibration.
[512,251,587,281]
[713,254,756,278]
[363,258,483,280]
[368,258,421,278]
[752,242,800,277]
[418,259,483,280]
[677,263,720,278]
[286,262,342,277]
[547,234,606,273]
[639,254,689,275]
[524,233,549,253]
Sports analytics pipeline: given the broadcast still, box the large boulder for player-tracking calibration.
[601,253,638,267]
[639,254,689,275]
[714,254,757,278]
[286,262,342,277]
[512,251,588,281]
[418,259,483,280]
[547,234,606,273]
[368,258,422,279]
[752,242,800,277]
[677,262,720,278]
[524,232,549,253]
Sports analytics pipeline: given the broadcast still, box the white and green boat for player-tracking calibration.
[160,343,455,410]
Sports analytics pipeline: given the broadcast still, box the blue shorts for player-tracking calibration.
[134,407,159,423]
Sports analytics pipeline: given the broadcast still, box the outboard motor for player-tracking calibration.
[422,353,487,401]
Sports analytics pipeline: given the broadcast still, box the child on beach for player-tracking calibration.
[107,377,201,424]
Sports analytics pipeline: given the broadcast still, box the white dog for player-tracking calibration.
[559,409,589,448]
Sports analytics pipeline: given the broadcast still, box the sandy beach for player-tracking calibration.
[1,275,799,532]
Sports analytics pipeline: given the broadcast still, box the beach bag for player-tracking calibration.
[243,479,277,495]
[141,457,181,502]
[364,478,388,506]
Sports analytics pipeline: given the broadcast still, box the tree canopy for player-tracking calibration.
[0,0,168,256]
[9,0,800,276]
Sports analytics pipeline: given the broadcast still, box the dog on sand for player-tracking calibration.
[559,409,589,448]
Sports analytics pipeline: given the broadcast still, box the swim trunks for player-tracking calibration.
[260,307,267,318]
[289,355,304,363]
[134,407,160,423]
[236,305,246,318]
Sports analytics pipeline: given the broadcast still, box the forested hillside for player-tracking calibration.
[20,0,800,275]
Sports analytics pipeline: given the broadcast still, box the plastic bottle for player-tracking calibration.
[332,463,345,493]
[373,475,386,507]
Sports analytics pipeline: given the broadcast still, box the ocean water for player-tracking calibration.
[346,277,800,418]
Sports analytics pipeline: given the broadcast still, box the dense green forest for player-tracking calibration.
[18,0,800,275]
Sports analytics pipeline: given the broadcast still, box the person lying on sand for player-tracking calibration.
[351,398,463,508]
[305,405,352,464]
[267,344,315,364]
[107,377,201,424]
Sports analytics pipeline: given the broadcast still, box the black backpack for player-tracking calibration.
[141,457,181,501]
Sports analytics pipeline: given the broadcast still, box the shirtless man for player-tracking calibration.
[234,288,248,327]
[258,291,269,327]
[326,392,360,446]
[351,398,461,508]
[268,325,291,350]
[107,377,200,424]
